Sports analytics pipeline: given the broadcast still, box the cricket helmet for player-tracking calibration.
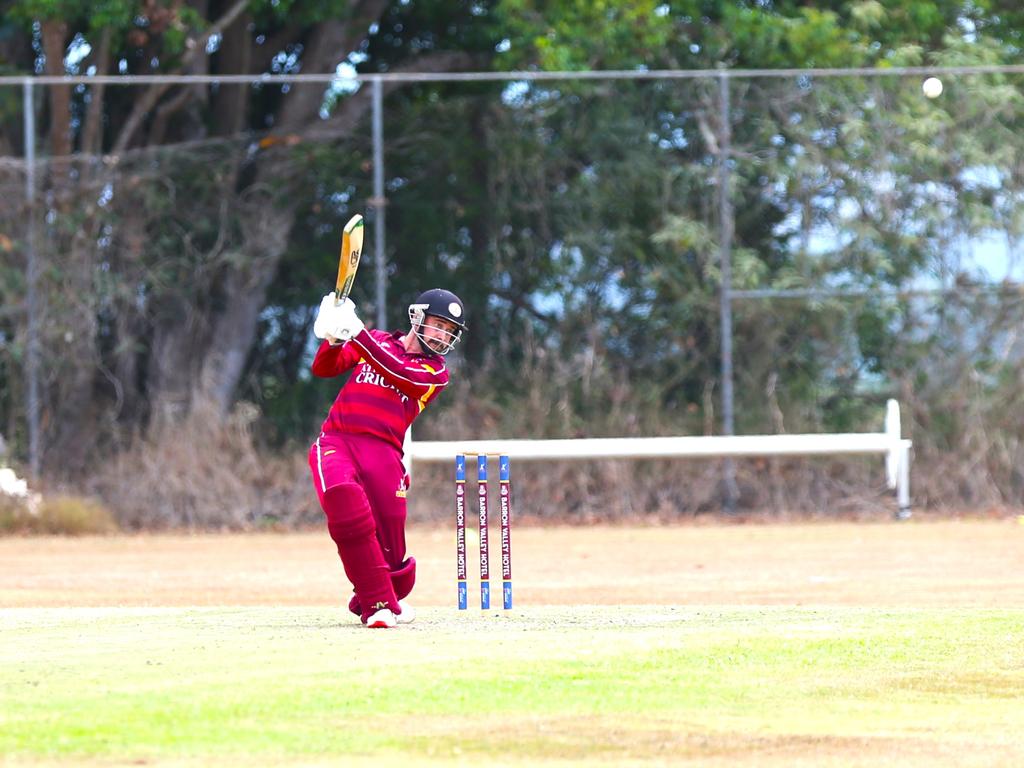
[407,288,466,355]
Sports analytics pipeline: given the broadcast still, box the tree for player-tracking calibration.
[4,0,1024,514]
[0,0,497,471]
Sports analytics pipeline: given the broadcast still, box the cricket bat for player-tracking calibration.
[335,214,364,306]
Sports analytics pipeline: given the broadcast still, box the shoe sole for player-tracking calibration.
[365,608,397,628]
[396,601,415,624]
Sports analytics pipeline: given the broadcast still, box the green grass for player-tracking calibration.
[2,606,1023,766]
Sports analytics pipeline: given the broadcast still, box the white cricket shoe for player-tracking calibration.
[365,607,397,628]
[396,600,416,624]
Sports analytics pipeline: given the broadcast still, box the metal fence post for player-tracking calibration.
[371,76,387,330]
[23,78,41,479]
[717,67,738,511]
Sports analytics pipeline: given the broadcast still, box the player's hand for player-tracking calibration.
[326,297,365,342]
[313,292,340,339]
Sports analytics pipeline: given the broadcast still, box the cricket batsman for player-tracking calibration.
[309,288,467,628]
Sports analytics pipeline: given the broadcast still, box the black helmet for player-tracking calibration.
[408,288,466,355]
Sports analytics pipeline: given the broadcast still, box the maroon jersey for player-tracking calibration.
[311,328,449,450]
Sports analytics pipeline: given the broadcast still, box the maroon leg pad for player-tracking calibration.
[348,556,416,617]
[322,483,398,620]
[390,556,416,600]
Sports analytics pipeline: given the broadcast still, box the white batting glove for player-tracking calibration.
[314,293,340,339]
[326,297,365,342]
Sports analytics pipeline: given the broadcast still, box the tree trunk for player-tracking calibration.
[38,19,98,472]
[210,10,253,137]
[41,19,71,158]
[147,295,207,430]
[192,197,293,418]
[81,28,112,155]
[108,210,152,428]
[45,222,104,472]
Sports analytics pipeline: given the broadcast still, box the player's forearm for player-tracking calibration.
[311,339,357,377]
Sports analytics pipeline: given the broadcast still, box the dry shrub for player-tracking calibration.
[409,369,898,522]
[33,495,118,534]
[0,493,117,535]
[79,405,900,530]
[902,391,1024,510]
[0,493,31,533]
[406,455,898,523]
[87,405,320,530]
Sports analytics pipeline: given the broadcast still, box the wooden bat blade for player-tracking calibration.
[335,214,365,304]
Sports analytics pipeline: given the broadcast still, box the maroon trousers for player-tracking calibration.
[309,432,410,620]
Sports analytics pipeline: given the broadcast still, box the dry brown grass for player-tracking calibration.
[38,362,1018,531]
[84,409,319,530]
[0,493,117,535]
[407,455,900,524]
[76,418,916,529]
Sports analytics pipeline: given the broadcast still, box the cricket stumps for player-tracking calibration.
[456,452,512,611]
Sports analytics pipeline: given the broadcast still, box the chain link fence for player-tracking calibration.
[2,68,1024,520]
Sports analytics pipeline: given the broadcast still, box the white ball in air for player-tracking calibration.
[922,77,943,98]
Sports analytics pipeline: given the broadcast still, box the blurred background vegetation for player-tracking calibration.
[2,1,1024,528]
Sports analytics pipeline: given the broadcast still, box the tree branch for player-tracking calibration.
[81,27,112,155]
[275,0,391,132]
[491,287,558,326]
[299,51,478,144]
[146,86,196,145]
[112,0,251,153]
[41,19,72,159]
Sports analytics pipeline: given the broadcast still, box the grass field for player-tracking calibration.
[2,521,1024,766]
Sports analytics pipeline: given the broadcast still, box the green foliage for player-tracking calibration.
[7,0,139,34]
[7,0,84,23]
[249,0,352,25]
[495,0,679,70]
[5,0,1024,510]
[362,0,505,70]
[491,0,990,73]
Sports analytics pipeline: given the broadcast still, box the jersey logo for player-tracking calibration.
[395,475,408,498]
[354,364,409,403]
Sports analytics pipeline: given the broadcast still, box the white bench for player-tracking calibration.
[406,399,912,517]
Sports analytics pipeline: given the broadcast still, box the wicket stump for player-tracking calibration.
[455,455,467,610]
[456,452,512,611]
[478,455,490,610]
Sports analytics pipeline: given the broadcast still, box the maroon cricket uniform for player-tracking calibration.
[308,328,448,621]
